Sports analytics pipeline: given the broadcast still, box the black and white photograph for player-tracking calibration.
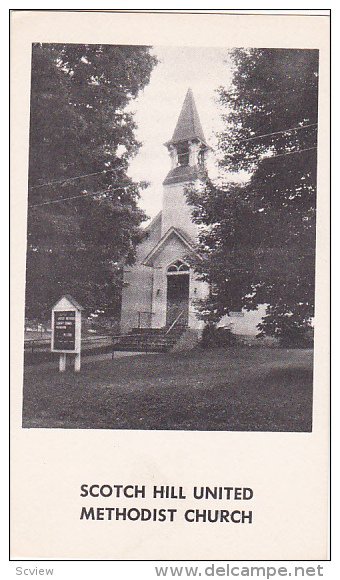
[10,9,330,563]
[22,42,319,432]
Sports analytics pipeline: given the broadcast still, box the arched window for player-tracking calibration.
[178,262,190,272]
[167,260,190,274]
[167,264,178,273]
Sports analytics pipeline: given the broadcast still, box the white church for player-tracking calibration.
[120,89,265,340]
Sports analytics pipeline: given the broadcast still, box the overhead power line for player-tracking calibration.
[238,122,318,144]
[28,185,129,208]
[28,165,128,190]
[29,146,318,209]
[225,145,317,161]
[28,123,318,191]
[261,146,317,161]
[29,145,317,210]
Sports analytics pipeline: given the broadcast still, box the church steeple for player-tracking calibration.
[166,88,208,147]
[163,89,209,186]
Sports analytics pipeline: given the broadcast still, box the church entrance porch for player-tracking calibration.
[166,261,190,328]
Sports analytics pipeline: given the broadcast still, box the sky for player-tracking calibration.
[126,46,234,221]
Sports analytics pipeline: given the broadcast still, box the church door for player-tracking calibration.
[166,262,190,327]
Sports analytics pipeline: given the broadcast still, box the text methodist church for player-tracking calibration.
[121,89,265,339]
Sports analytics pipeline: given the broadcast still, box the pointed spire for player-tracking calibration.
[167,88,207,146]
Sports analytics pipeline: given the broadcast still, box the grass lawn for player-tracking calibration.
[22,347,313,431]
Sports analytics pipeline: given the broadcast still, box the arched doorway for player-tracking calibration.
[166,260,190,327]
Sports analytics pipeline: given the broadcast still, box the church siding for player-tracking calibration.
[120,264,153,332]
[219,304,267,336]
[188,271,209,329]
[151,266,166,328]
[161,182,198,239]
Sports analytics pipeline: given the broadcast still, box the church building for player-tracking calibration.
[120,89,265,338]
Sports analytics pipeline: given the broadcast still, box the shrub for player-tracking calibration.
[201,324,236,348]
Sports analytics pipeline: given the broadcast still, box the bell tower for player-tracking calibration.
[161,88,209,237]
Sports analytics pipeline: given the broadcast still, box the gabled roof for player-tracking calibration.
[144,210,162,233]
[52,294,84,311]
[142,226,201,266]
[166,88,208,147]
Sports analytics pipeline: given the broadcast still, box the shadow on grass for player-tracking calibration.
[22,347,313,432]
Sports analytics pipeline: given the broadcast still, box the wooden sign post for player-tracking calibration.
[51,295,83,372]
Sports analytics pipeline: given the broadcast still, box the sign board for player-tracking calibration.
[51,295,83,371]
[53,311,76,351]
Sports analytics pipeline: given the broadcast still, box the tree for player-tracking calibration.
[187,49,318,342]
[26,43,157,320]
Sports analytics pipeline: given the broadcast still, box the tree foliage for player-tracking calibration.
[187,49,319,340]
[26,43,157,320]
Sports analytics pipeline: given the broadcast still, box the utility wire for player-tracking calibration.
[28,123,318,191]
[225,145,317,161]
[260,146,317,161]
[28,186,129,208]
[28,166,127,190]
[29,146,317,208]
[29,146,317,209]
[238,123,318,143]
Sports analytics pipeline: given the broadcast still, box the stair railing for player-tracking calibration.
[165,310,185,335]
[136,310,153,329]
